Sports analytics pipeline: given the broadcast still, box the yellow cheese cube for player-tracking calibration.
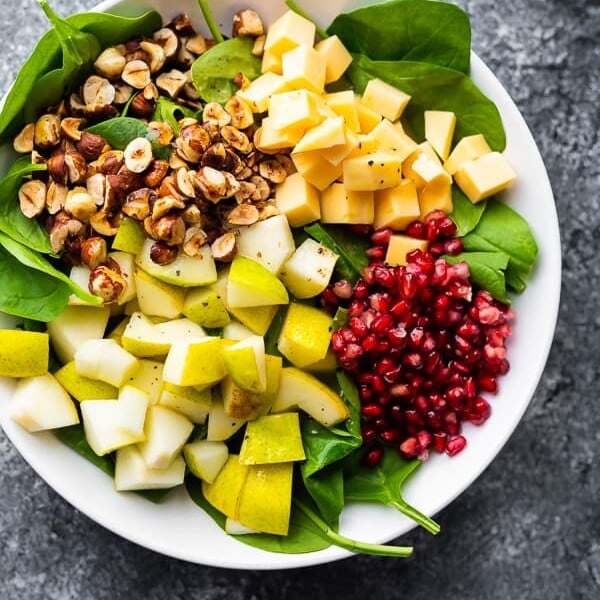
[361,78,411,121]
[369,118,418,161]
[282,45,326,94]
[275,172,321,226]
[342,152,402,191]
[347,134,379,158]
[264,10,316,57]
[424,110,456,161]
[356,100,384,134]
[261,50,282,75]
[268,89,320,132]
[453,152,516,203]
[255,117,305,152]
[418,178,453,218]
[374,180,421,230]
[293,116,346,153]
[444,134,491,175]
[320,128,359,166]
[236,73,290,113]
[324,90,360,132]
[417,141,444,166]
[314,35,353,84]
[402,146,451,189]
[385,235,429,266]
[320,183,374,225]
[292,151,343,191]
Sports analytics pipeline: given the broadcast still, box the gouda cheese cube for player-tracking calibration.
[261,50,282,75]
[268,89,320,131]
[294,116,346,153]
[444,134,491,175]
[385,235,429,266]
[403,147,451,189]
[369,118,417,161]
[342,152,402,191]
[374,180,421,230]
[282,45,326,94]
[325,90,360,132]
[453,152,516,203]
[320,128,359,166]
[361,78,411,121]
[292,151,342,191]
[320,183,374,225]
[347,134,379,158]
[255,118,305,152]
[356,100,384,134]
[418,178,453,218]
[424,110,456,161]
[275,172,321,227]
[417,141,444,166]
[314,35,353,84]
[236,73,290,113]
[264,10,316,57]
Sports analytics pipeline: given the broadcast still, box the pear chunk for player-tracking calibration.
[74,338,139,387]
[54,361,118,402]
[222,335,267,394]
[183,440,229,483]
[115,445,185,491]
[162,336,226,387]
[227,256,289,308]
[0,329,49,377]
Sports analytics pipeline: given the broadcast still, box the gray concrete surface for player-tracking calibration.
[0,1,598,598]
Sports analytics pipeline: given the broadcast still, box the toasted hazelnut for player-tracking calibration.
[157,174,183,200]
[186,34,208,55]
[64,188,97,222]
[249,175,271,201]
[233,71,251,90]
[168,13,195,36]
[34,114,61,150]
[224,96,254,130]
[223,148,245,175]
[31,150,46,165]
[123,187,156,220]
[86,173,107,206]
[94,47,126,79]
[182,226,208,256]
[68,92,87,116]
[210,231,237,262]
[147,121,174,146]
[64,150,88,184]
[201,142,228,170]
[18,179,46,218]
[13,123,35,153]
[96,150,125,175]
[156,69,187,98]
[221,125,252,154]
[275,154,297,175]
[152,28,179,58]
[169,149,190,170]
[47,150,68,184]
[259,158,287,184]
[129,93,154,118]
[113,82,134,105]
[82,75,116,106]
[150,241,178,265]
[183,81,201,101]
[251,34,266,57]
[124,137,153,173]
[203,102,231,128]
[234,180,256,204]
[175,123,211,163]
[60,117,86,142]
[80,237,107,270]
[223,171,241,198]
[232,9,264,37]
[182,204,202,225]
[113,167,144,194]
[46,180,68,214]
[257,203,280,221]
[122,60,152,89]
[201,121,221,143]
[90,208,122,236]
[176,39,196,68]
[152,195,186,220]
[76,131,109,162]
[227,203,259,226]
[143,159,169,188]
[151,214,186,245]
[143,82,159,102]
[88,265,127,303]
[49,211,85,253]
[236,166,254,181]
[175,168,196,198]
[194,166,227,202]
[140,41,166,74]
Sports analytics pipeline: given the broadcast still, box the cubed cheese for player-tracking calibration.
[320,183,374,224]
[374,180,421,230]
[314,35,353,84]
[361,78,411,121]
[320,128,359,166]
[324,90,360,132]
[293,116,346,153]
[424,110,456,161]
[402,147,451,189]
[261,49,282,75]
[255,117,305,152]
[275,172,321,226]
[346,134,379,158]
[236,73,290,113]
[369,118,418,161]
[418,178,453,218]
[268,89,320,131]
[264,10,316,57]
[385,235,429,266]
[356,100,384,133]
[342,152,402,191]
[453,152,516,203]
[444,133,491,175]
[291,151,343,191]
[282,44,326,94]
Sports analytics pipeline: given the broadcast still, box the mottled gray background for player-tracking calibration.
[0,1,598,599]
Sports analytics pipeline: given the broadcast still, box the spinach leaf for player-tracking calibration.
[446,251,510,304]
[196,0,225,44]
[347,55,506,151]
[304,223,368,284]
[86,117,171,160]
[343,447,440,535]
[331,307,349,331]
[450,187,487,237]
[461,198,538,293]
[191,37,262,104]
[152,96,197,136]
[328,0,471,74]
[0,231,101,307]
[263,305,287,358]
[0,156,54,254]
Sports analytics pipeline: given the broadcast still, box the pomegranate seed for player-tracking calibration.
[381,429,400,443]
[332,280,353,299]
[399,437,419,458]
[432,431,447,453]
[390,383,411,397]
[382,366,401,384]
[331,331,345,353]
[387,326,407,348]
[321,287,339,307]
[467,396,492,425]
[353,280,369,299]
[362,404,383,418]
[425,220,440,241]
[371,314,394,335]
[415,395,430,414]
[371,227,393,246]
[438,217,457,237]
[443,238,464,255]
[416,430,432,450]
[369,292,390,313]
[399,273,419,298]
[359,385,373,401]
[391,299,410,319]
[363,446,384,467]
[446,435,467,456]
[403,352,423,369]
[349,317,369,339]
[478,305,503,325]
[349,224,371,236]
[479,375,498,393]
[424,209,447,223]
[443,411,461,436]
[409,326,425,348]
[366,245,386,260]
[371,375,386,394]
[362,334,379,353]
[361,426,378,443]
[405,220,426,239]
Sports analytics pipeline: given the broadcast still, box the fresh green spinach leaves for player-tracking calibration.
[152,96,198,136]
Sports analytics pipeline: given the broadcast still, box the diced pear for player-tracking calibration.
[293,116,346,153]
[324,90,360,132]
[227,256,289,308]
[201,454,249,519]
[183,440,229,483]
[315,35,353,84]
[108,251,137,304]
[54,360,118,402]
[136,405,194,469]
[234,214,295,275]
[115,445,185,491]
[236,73,290,113]
[80,399,135,456]
[223,335,267,394]
[221,376,262,420]
[134,268,185,319]
[320,183,374,225]
[268,89,320,132]
[290,151,343,191]
[9,374,79,432]
[279,238,339,299]
[304,347,338,374]
[274,172,321,227]
[112,216,146,254]
[342,152,402,191]
[159,383,211,424]
[47,305,110,364]
[68,265,94,306]
[136,238,217,287]
[271,367,350,427]
[183,277,230,328]
[239,413,305,465]
[263,9,316,57]
[163,336,226,387]
[453,151,516,203]
[225,518,259,535]
[374,180,421,231]
[107,317,129,344]
[0,329,48,377]
[361,78,411,121]
[124,359,164,404]
[222,320,255,341]
[228,304,278,337]
[258,354,283,409]
[425,110,456,161]
[116,385,149,441]
[443,133,491,175]
[74,338,139,387]
[385,234,429,266]
[206,393,247,441]
[277,303,332,368]
[281,44,326,94]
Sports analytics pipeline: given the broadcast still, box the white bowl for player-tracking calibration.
[0,0,561,569]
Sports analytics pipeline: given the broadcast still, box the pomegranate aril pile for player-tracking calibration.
[326,211,513,464]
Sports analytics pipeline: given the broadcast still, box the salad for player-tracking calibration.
[0,0,538,558]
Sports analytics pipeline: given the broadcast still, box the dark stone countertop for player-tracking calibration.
[0,1,598,599]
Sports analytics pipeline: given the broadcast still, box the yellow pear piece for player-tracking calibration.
[0,329,49,377]
[54,361,118,401]
[183,440,229,483]
[222,335,267,394]
[202,454,249,519]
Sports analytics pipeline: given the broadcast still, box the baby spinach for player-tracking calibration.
[0,156,53,254]
[450,187,487,237]
[346,55,506,151]
[196,0,224,44]
[152,96,198,136]
[327,0,471,74]
[191,37,262,104]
